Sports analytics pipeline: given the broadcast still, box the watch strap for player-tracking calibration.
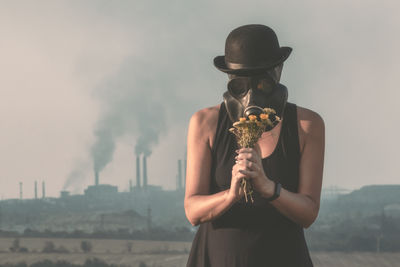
[266,182,281,201]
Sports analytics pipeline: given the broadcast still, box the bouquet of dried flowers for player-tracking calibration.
[229,108,281,203]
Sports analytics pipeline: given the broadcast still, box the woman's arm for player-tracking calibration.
[184,108,236,226]
[237,108,325,229]
[263,109,325,228]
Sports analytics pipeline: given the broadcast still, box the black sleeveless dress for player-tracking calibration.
[186,102,314,267]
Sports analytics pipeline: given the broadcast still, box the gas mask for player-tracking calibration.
[223,64,288,130]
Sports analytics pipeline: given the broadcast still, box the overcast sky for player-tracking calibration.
[0,0,399,200]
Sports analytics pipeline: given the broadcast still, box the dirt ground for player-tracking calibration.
[0,238,399,267]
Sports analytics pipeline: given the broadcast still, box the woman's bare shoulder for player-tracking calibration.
[295,105,325,153]
[190,104,220,127]
[296,105,325,133]
[188,104,221,147]
[192,104,220,117]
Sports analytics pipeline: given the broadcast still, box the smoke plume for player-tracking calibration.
[63,160,90,192]
[90,58,167,178]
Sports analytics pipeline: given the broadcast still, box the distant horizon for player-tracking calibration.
[2,182,400,201]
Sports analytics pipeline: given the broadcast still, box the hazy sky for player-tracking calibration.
[1,0,399,199]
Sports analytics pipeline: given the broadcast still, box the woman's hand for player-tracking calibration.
[235,146,274,196]
[228,161,246,203]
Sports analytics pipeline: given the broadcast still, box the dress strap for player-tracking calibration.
[210,102,227,157]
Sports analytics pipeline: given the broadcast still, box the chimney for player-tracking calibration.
[177,160,182,190]
[129,180,133,193]
[95,170,99,186]
[34,181,38,199]
[136,155,141,188]
[147,206,152,231]
[42,181,46,199]
[19,182,23,200]
[142,155,147,190]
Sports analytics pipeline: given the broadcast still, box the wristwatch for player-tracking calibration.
[265,181,281,201]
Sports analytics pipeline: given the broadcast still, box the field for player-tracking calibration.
[0,237,399,267]
[0,237,190,267]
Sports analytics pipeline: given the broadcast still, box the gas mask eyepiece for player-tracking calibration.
[227,74,275,100]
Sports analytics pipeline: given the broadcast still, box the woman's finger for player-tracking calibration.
[237,148,254,154]
[254,143,262,157]
[236,159,259,172]
[232,164,246,179]
[237,147,261,157]
[238,169,256,178]
[236,171,247,178]
[236,153,258,164]
[236,149,261,162]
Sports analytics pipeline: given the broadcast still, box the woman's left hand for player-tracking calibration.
[235,146,274,196]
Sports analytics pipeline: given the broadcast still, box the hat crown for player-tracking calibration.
[213,24,292,75]
[225,24,281,66]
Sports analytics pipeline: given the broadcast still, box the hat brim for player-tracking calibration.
[214,47,292,75]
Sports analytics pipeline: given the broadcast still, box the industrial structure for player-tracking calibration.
[0,156,188,234]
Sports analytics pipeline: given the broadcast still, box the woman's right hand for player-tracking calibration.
[227,161,246,203]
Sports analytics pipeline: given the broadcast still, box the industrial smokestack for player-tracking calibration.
[142,155,147,190]
[177,160,182,190]
[129,180,132,193]
[19,182,22,200]
[136,156,141,188]
[34,181,38,199]
[147,206,152,231]
[95,170,99,186]
[42,181,46,199]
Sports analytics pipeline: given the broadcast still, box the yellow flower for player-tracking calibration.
[248,115,257,121]
[263,107,276,114]
[259,113,269,120]
[239,117,247,122]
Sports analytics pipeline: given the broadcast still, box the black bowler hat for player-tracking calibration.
[214,24,292,75]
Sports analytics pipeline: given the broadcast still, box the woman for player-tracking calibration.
[184,24,325,267]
